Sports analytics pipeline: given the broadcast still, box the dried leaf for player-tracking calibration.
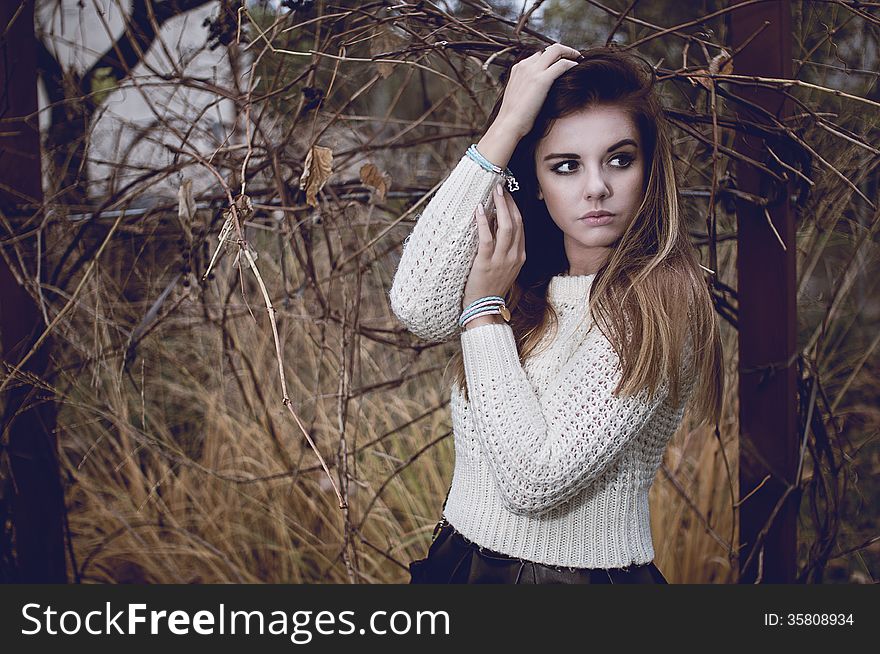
[696,49,733,91]
[234,193,254,222]
[217,209,236,247]
[710,49,734,75]
[233,242,259,270]
[177,178,196,244]
[299,145,333,208]
[301,86,325,113]
[359,162,391,202]
[204,198,251,280]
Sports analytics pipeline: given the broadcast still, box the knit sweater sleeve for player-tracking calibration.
[389,153,505,343]
[460,321,695,516]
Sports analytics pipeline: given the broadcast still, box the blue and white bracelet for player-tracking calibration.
[465,144,520,192]
[459,295,511,329]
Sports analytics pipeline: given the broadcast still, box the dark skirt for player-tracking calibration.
[408,517,668,584]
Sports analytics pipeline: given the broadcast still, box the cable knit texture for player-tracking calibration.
[389,153,696,569]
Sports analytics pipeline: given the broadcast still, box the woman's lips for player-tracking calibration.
[579,214,613,226]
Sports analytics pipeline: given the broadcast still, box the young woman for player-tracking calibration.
[389,43,724,584]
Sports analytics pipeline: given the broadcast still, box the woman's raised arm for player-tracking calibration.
[388,121,522,342]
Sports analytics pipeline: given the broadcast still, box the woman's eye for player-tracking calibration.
[552,160,578,174]
[552,155,634,174]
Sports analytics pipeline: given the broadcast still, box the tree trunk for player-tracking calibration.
[0,0,67,583]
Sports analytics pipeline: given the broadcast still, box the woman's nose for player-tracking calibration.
[582,170,610,200]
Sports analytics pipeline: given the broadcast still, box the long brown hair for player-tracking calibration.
[447,45,723,428]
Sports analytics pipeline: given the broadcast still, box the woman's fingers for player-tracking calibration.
[507,190,525,259]
[475,202,494,257]
[492,184,514,259]
[492,184,511,255]
[547,58,581,76]
[539,42,582,63]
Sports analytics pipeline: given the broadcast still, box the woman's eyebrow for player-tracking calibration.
[542,138,638,161]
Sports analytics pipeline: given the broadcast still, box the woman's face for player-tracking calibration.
[533,105,645,274]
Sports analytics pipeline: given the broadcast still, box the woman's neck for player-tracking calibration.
[562,268,597,277]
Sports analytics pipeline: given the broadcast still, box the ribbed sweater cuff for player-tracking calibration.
[460,322,521,385]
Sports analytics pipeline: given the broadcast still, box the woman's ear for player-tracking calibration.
[537,184,544,201]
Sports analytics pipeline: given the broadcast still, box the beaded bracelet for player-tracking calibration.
[460,295,504,316]
[459,296,504,323]
[466,144,520,192]
[459,295,511,329]
[461,307,504,329]
[460,301,503,326]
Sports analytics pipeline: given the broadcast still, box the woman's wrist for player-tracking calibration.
[476,119,524,171]
[462,314,505,331]
[461,294,506,312]
[493,111,529,141]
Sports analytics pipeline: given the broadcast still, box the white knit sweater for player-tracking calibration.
[389,153,696,569]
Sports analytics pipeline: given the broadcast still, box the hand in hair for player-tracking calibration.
[497,42,582,139]
[462,182,526,316]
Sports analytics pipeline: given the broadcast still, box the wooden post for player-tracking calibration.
[0,0,67,582]
[729,0,799,583]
